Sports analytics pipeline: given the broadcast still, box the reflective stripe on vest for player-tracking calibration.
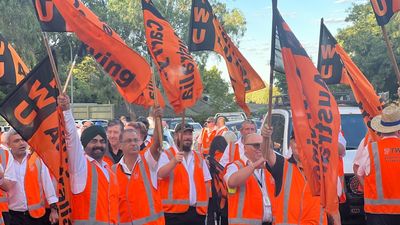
[319,206,324,225]
[162,148,191,206]
[27,157,45,215]
[0,150,7,205]
[365,142,400,205]
[229,143,236,162]
[229,161,264,225]
[136,158,164,223]
[282,163,293,224]
[0,216,4,225]
[74,163,101,225]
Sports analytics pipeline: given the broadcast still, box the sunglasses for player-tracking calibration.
[245,143,261,149]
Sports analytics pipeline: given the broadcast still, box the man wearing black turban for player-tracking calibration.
[80,125,108,162]
[58,94,119,225]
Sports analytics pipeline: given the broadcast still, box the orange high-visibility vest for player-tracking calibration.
[112,155,164,225]
[199,128,216,154]
[272,160,327,225]
[159,147,210,215]
[216,126,228,136]
[228,143,241,163]
[71,160,119,225]
[227,160,275,225]
[364,138,400,214]
[0,149,9,213]
[25,153,46,218]
[338,157,346,203]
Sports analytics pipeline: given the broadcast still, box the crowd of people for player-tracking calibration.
[0,93,398,225]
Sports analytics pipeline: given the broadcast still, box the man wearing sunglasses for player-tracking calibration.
[224,133,274,225]
[261,126,327,225]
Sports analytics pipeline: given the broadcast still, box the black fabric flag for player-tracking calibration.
[32,0,70,32]
[370,0,400,26]
[0,34,28,85]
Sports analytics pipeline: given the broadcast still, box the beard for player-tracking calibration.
[88,146,105,160]
[176,139,192,152]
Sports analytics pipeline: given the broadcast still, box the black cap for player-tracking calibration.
[174,123,194,133]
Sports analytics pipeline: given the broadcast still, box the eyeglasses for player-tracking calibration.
[122,138,141,144]
[245,143,261,149]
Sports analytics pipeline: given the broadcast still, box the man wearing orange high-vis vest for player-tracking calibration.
[224,133,274,225]
[58,94,119,225]
[0,144,16,225]
[5,129,58,225]
[112,107,165,225]
[358,105,400,225]
[262,127,327,225]
[219,119,257,167]
[158,123,211,225]
[197,117,217,155]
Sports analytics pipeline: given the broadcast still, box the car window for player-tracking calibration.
[340,114,367,149]
[271,114,286,154]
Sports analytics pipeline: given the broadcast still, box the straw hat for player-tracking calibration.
[371,105,400,133]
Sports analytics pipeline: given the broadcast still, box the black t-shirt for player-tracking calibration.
[266,153,297,197]
[108,144,123,163]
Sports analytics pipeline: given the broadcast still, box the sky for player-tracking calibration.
[208,0,370,82]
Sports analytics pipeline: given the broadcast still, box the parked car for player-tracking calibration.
[214,112,247,122]
[147,128,175,150]
[265,96,366,225]
[163,117,195,130]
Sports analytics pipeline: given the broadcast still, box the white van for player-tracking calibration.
[267,101,366,224]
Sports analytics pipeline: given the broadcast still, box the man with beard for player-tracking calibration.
[157,123,211,225]
[58,94,118,225]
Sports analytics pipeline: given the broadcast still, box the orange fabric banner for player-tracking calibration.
[52,0,152,104]
[318,22,383,141]
[142,0,203,113]
[0,55,72,224]
[133,78,165,108]
[274,9,341,221]
[0,34,28,85]
[189,0,265,115]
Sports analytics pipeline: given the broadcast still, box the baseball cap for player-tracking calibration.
[174,123,194,133]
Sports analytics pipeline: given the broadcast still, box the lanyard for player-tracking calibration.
[254,169,263,188]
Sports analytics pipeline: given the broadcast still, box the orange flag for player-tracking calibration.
[188,0,265,115]
[273,8,341,221]
[0,34,28,85]
[142,0,203,113]
[317,21,383,141]
[52,0,152,104]
[133,78,166,108]
[0,55,72,224]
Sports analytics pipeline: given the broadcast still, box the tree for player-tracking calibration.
[0,0,247,116]
[202,66,238,113]
[336,3,400,98]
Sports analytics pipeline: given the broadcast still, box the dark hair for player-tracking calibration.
[137,117,150,130]
[107,119,124,132]
[209,136,228,158]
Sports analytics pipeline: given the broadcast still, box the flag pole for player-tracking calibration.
[151,65,164,148]
[264,0,278,158]
[380,25,400,84]
[179,110,186,152]
[41,32,62,91]
[63,53,78,93]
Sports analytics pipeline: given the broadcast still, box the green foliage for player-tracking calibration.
[0,0,246,115]
[202,66,238,113]
[336,3,400,98]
